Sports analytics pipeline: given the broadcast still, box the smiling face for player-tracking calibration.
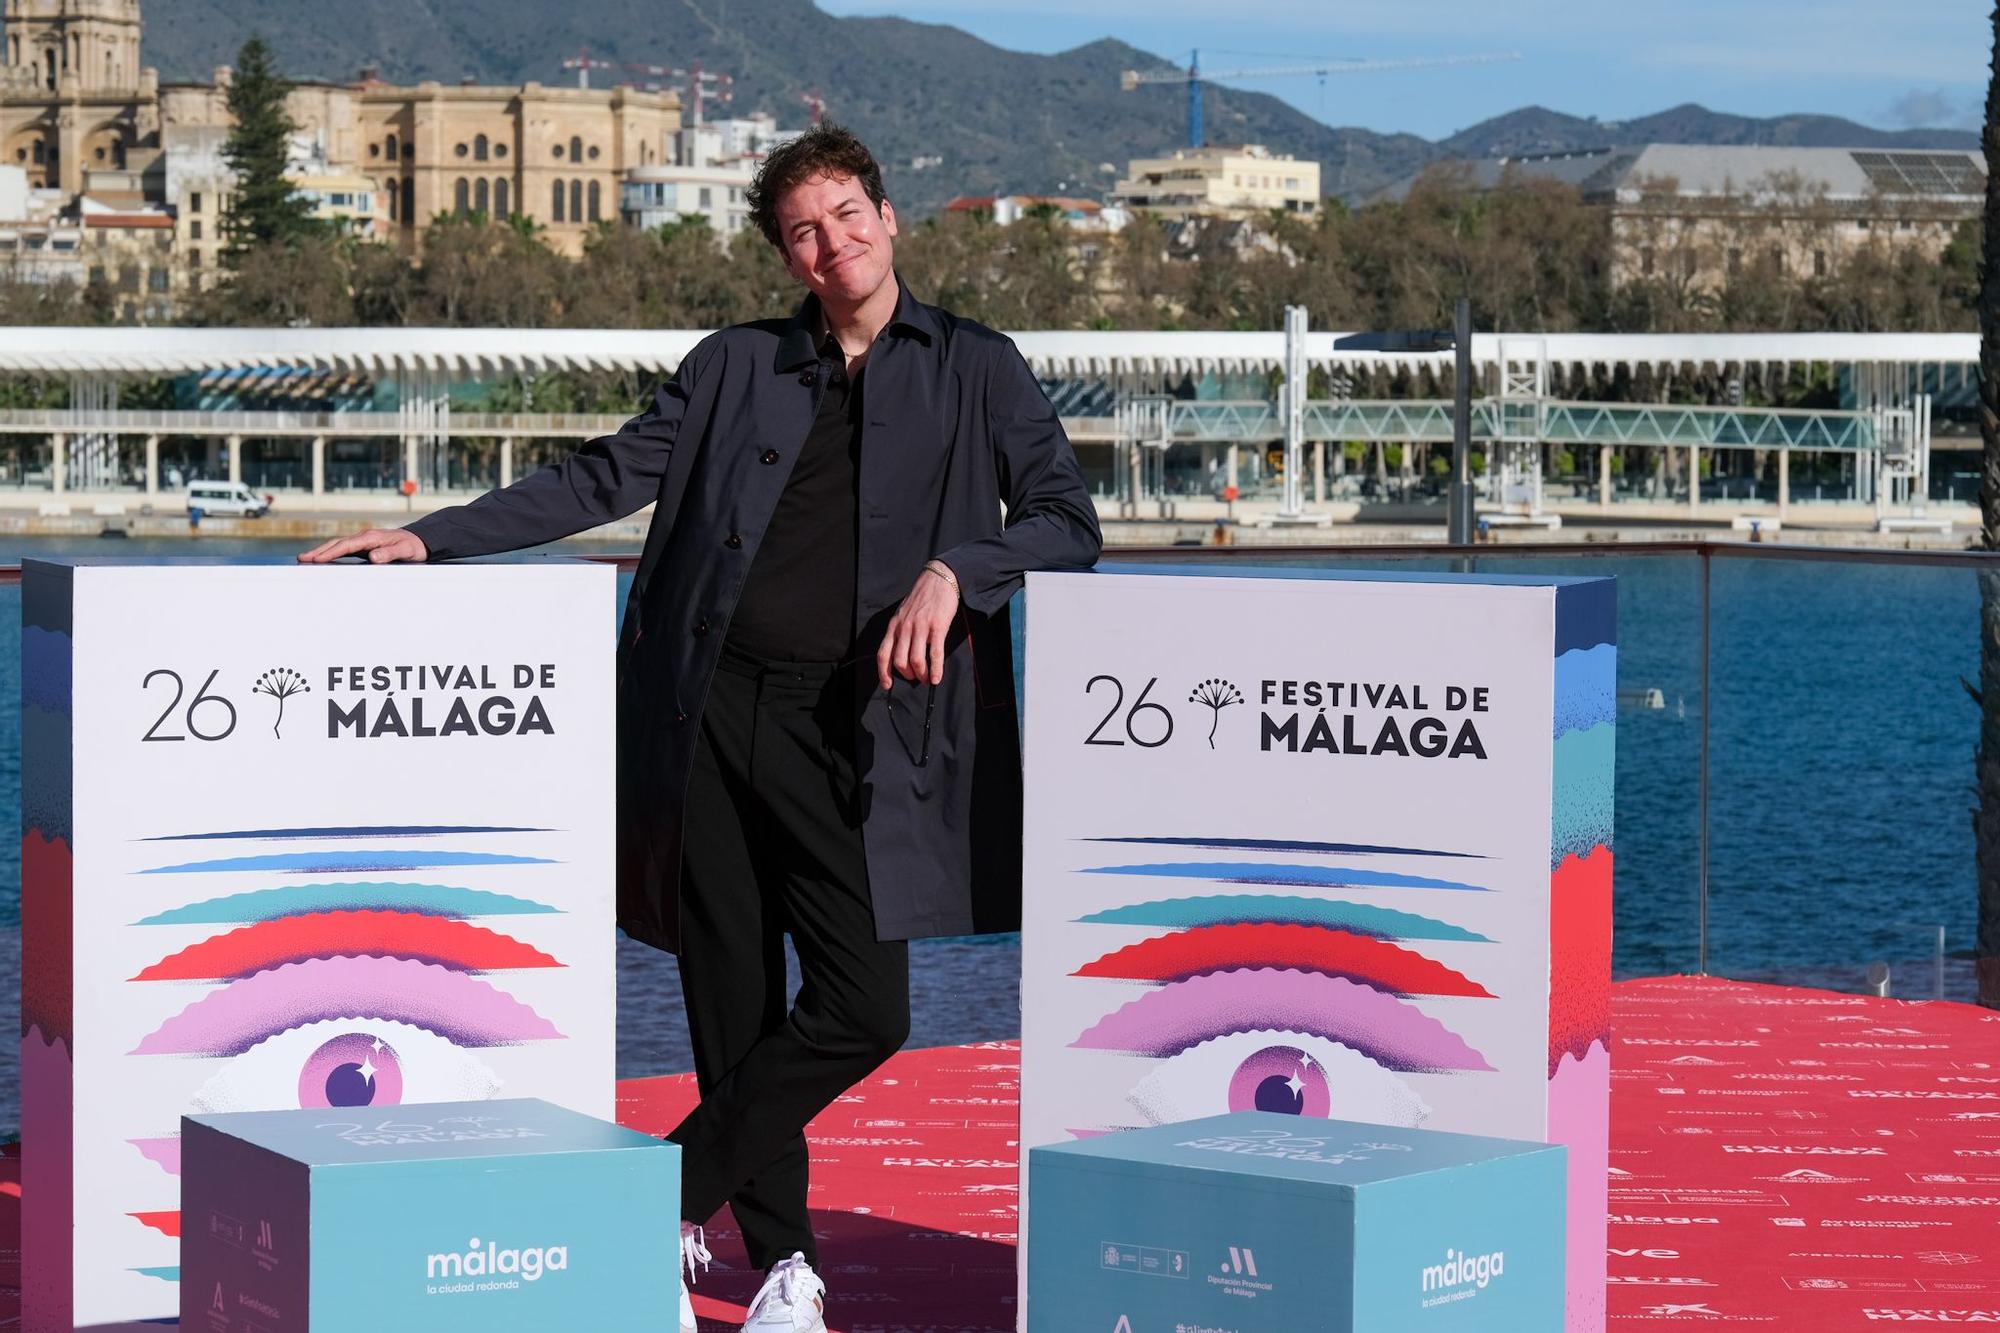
[774,170,899,312]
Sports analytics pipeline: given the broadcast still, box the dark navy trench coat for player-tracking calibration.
[407,281,1103,952]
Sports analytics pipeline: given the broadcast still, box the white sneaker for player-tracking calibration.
[741,1252,826,1332]
[679,1222,712,1333]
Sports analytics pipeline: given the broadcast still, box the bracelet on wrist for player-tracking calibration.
[924,561,960,592]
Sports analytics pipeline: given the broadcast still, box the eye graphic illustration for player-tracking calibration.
[1082,862,1486,892]
[1123,1030,1432,1128]
[186,1020,502,1115]
[1074,923,1491,998]
[134,881,561,926]
[1078,895,1490,944]
[130,910,561,981]
[1072,968,1491,1074]
[131,955,563,1057]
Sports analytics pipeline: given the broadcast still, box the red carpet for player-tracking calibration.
[4,977,1999,1329]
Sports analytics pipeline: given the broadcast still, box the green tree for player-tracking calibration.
[219,36,318,264]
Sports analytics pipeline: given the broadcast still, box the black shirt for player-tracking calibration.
[725,335,862,661]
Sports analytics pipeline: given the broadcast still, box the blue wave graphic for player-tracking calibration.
[134,881,562,925]
[1554,643,1617,738]
[1079,894,1491,942]
[21,624,71,716]
[21,703,72,844]
[1082,862,1487,891]
[139,850,556,875]
[144,824,555,841]
[1082,836,1483,859]
[1553,722,1615,866]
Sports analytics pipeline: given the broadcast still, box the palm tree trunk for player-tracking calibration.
[1976,3,2000,1009]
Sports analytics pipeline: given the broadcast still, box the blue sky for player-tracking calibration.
[815,0,1985,142]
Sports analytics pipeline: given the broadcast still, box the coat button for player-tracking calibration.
[724,533,742,549]
[761,449,779,465]
[693,618,708,637]
[675,710,688,724]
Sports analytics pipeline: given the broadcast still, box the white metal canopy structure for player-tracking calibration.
[0,327,1974,381]
[0,325,1965,518]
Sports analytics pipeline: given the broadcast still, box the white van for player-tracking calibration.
[185,481,269,518]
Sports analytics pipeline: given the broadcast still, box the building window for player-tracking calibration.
[387,183,397,222]
[587,145,600,160]
[552,178,565,222]
[698,186,712,209]
[147,267,168,292]
[1813,249,1827,277]
[494,178,510,218]
[454,177,470,212]
[402,141,413,159]
[1899,219,1914,231]
[495,143,508,159]
[570,179,582,221]
[1639,246,1655,277]
[570,135,583,164]
[92,146,104,162]
[190,219,201,240]
[1727,247,1741,276]
[587,179,601,221]
[474,134,489,161]
[369,143,380,158]
[401,178,414,224]
[552,142,565,160]
[191,191,202,213]
[386,134,398,159]
[32,141,43,165]
[474,178,489,213]
[118,264,139,293]
[454,142,469,158]
[188,248,200,269]
[88,264,105,284]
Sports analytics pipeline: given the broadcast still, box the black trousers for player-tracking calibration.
[667,645,911,1271]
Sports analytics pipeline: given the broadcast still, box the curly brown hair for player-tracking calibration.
[747,122,888,253]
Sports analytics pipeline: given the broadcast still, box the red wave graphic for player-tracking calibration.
[130,909,562,981]
[21,831,72,1044]
[1073,922,1492,997]
[1549,845,1614,1075]
[130,1210,179,1238]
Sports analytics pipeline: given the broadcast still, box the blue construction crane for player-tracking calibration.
[1121,49,1521,150]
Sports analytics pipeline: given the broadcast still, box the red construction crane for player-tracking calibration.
[559,49,618,90]
[622,60,735,125]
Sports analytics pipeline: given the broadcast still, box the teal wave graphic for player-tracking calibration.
[1553,722,1615,867]
[135,881,562,925]
[1078,894,1491,942]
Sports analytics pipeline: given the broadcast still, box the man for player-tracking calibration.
[300,124,1101,1332]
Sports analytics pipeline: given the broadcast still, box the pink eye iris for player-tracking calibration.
[1227,1044,1330,1117]
[297,1032,405,1108]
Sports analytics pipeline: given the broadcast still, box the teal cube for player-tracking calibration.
[1027,1111,1565,1331]
[180,1098,678,1331]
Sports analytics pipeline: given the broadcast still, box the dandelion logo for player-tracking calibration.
[1188,677,1243,749]
[253,668,310,739]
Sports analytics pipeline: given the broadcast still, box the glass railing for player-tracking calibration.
[0,538,1984,1116]
[1102,541,1985,1003]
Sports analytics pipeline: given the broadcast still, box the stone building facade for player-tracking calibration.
[0,0,683,273]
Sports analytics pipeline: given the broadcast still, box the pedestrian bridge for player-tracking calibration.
[1064,399,1883,451]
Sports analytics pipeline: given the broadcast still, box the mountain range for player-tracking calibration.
[141,0,1979,216]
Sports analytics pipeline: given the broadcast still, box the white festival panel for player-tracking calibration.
[21,558,617,1328]
[1019,565,1615,1333]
